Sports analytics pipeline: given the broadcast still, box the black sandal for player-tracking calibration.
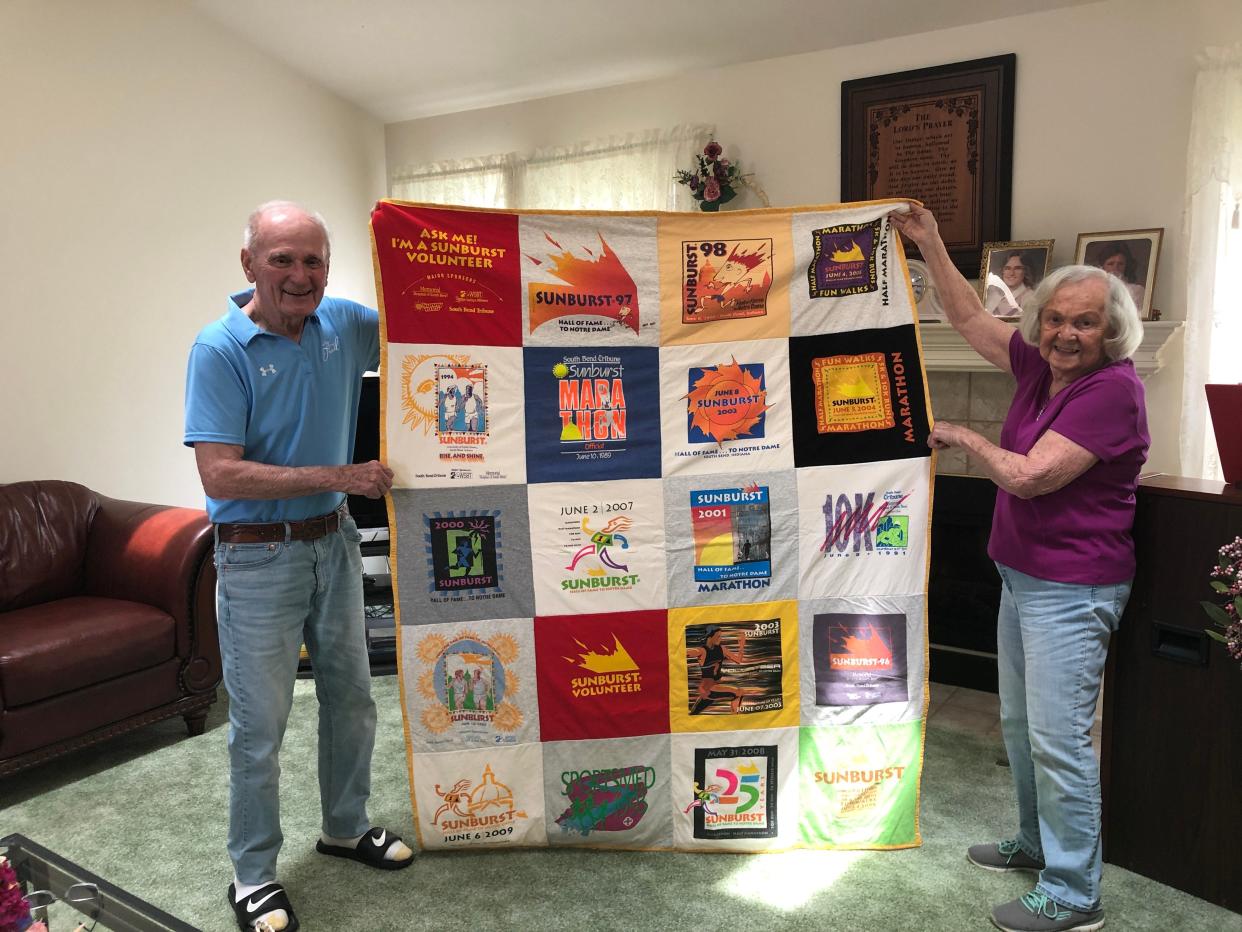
[228,882,299,932]
[315,826,415,870]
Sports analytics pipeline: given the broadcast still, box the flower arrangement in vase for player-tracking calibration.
[675,140,766,212]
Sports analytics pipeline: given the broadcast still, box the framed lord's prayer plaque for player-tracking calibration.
[842,55,1016,277]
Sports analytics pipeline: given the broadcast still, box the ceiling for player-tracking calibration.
[189,0,1094,124]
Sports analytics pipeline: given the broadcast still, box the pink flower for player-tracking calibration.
[703,178,721,202]
[1,858,35,930]
[704,141,723,160]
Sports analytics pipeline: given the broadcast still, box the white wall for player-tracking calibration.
[0,0,386,507]
[385,0,1242,476]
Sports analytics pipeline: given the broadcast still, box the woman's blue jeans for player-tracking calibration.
[994,562,1131,912]
[215,516,376,884]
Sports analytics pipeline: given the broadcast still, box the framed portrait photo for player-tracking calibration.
[978,240,1053,318]
[1075,228,1163,320]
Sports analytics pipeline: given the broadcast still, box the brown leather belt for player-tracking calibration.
[216,508,344,544]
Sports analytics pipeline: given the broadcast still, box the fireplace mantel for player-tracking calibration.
[918,320,1182,378]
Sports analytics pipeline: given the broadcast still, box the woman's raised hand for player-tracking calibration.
[888,203,940,249]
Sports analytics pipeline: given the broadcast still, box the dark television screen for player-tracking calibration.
[347,373,390,530]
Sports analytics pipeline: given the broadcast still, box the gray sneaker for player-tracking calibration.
[967,839,1045,872]
[991,891,1104,932]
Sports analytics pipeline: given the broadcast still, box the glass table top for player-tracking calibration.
[1,834,199,932]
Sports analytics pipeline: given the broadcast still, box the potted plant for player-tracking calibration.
[1202,535,1242,670]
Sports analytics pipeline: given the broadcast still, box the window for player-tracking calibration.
[1180,47,1242,480]
[390,152,518,209]
[389,124,713,212]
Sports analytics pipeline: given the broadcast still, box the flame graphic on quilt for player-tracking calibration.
[527,232,640,333]
[565,634,639,674]
[831,624,894,669]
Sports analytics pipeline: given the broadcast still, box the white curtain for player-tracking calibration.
[1180,45,1242,480]
[523,124,713,211]
[390,152,521,208]
[388,124,714,212]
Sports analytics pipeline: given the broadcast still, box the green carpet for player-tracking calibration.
[2,677,1237,931]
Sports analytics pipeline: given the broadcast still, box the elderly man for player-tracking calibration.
[185,201,412,932]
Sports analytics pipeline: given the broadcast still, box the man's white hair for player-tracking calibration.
[242,200,332,259]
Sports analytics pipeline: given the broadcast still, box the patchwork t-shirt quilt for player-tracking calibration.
[371,198,932,852]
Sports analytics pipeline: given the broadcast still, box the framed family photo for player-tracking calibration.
[1075,228,1163,320]
[978,240,1054,318]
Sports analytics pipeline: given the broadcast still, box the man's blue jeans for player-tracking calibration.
[994,562,1130,913]
[215,515,376,884]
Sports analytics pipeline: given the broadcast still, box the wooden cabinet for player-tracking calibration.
[1101,476,1242,913]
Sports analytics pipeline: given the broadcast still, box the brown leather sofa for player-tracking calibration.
[0,480,221,777]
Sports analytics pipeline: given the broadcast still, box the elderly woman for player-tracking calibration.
[986,250,1037,316]
[890,204,1148,932]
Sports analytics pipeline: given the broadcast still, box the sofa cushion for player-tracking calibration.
[0,481,98,612]
[0,661,183,760]
[0,596,175,707]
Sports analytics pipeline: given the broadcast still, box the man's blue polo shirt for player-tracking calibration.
[184,290,379,524]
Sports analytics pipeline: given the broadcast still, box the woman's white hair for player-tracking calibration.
[242,200,332,259]
[1018,264,1144,360]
